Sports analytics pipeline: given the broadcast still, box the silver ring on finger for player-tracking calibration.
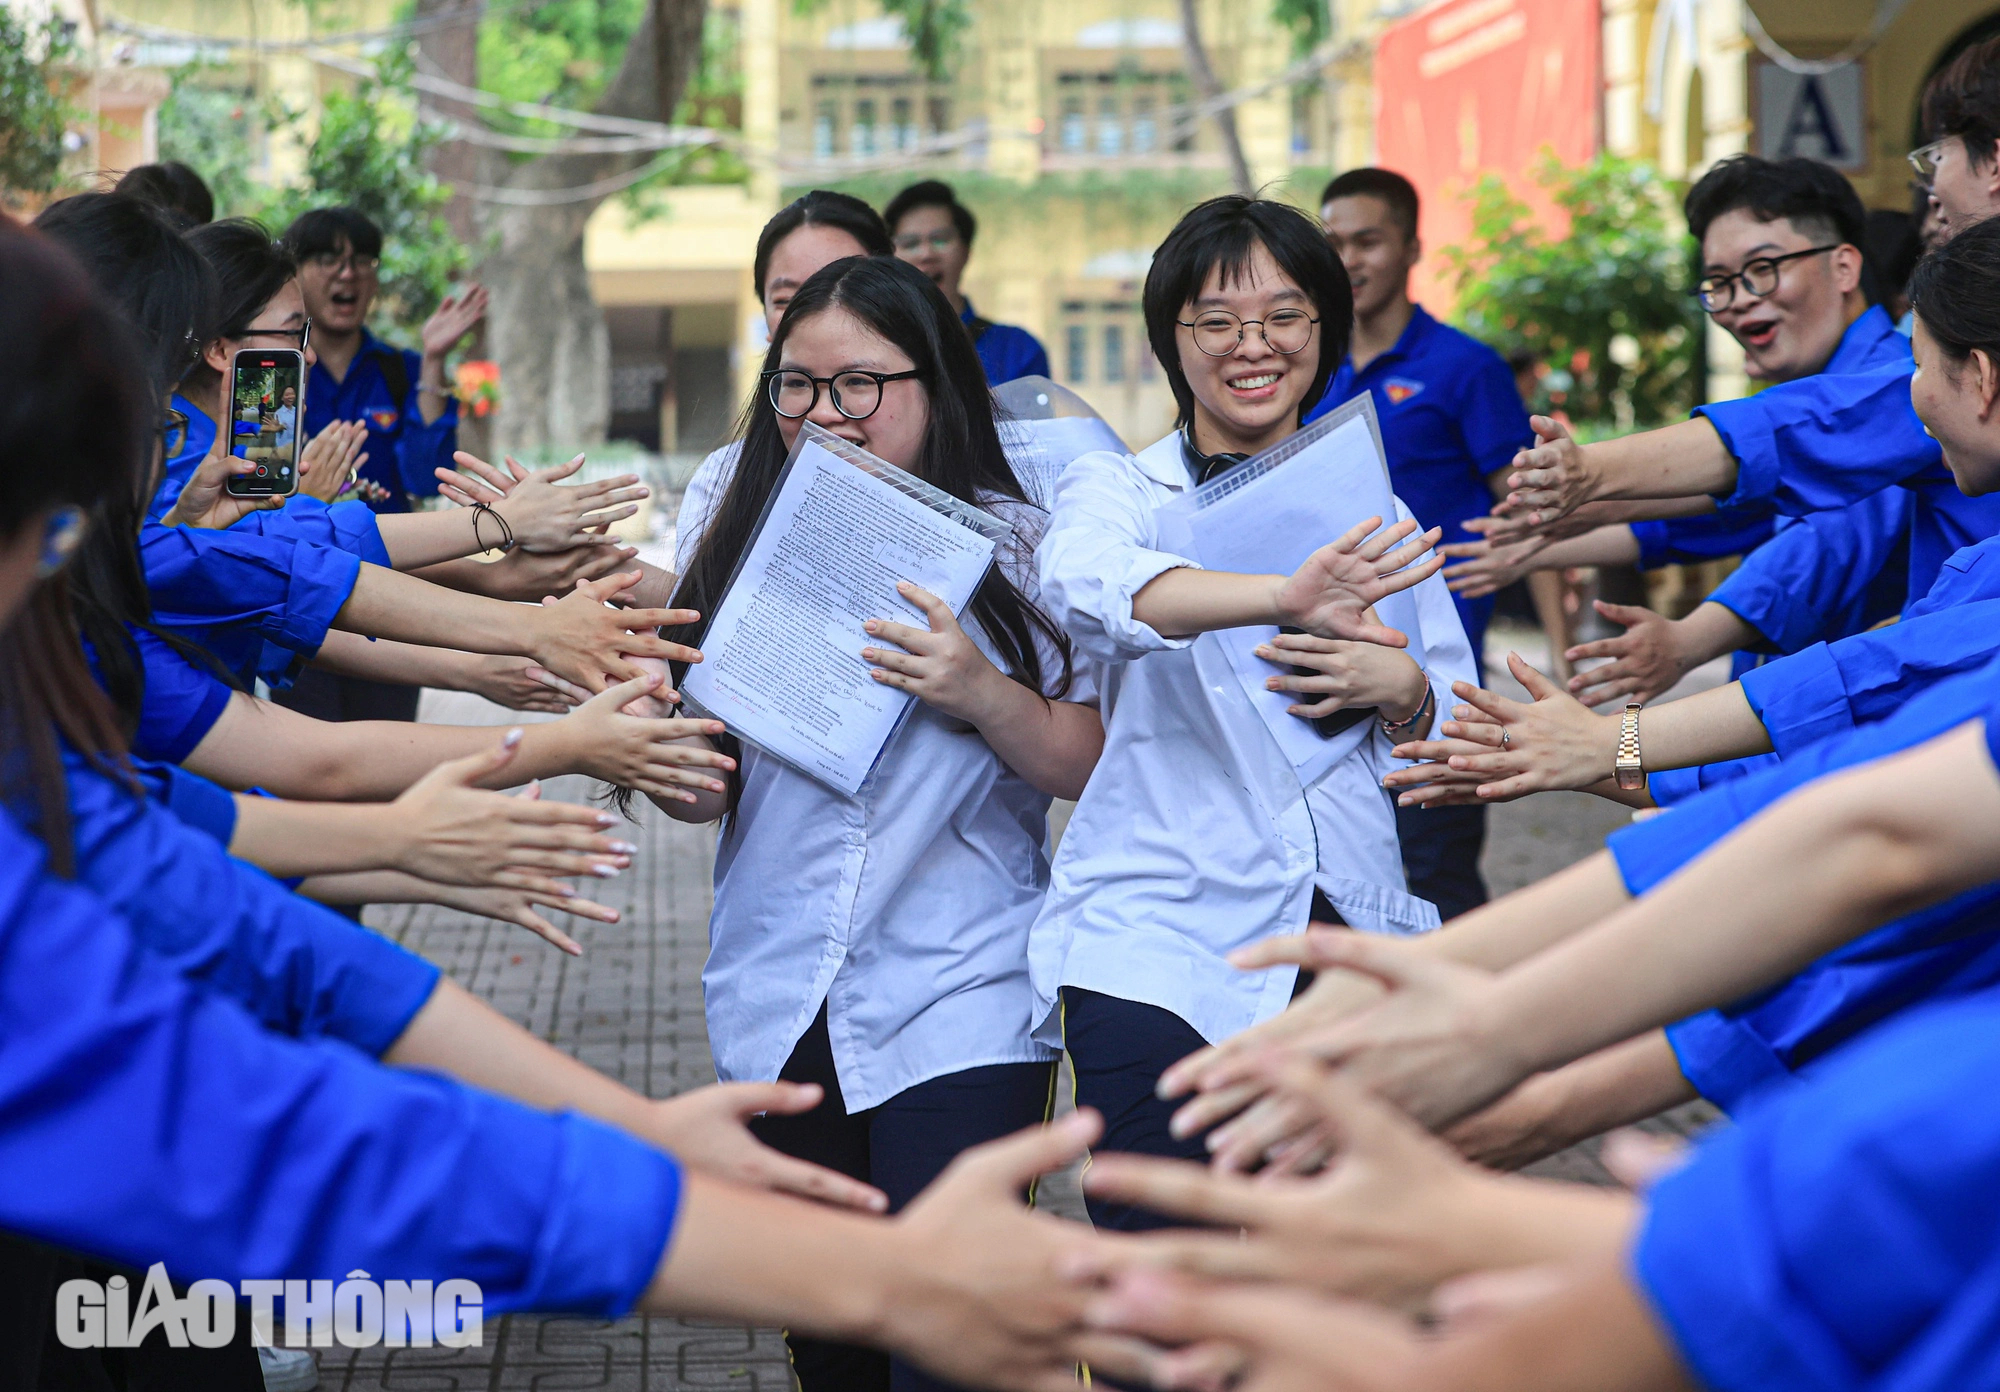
[1500,729,1511,747]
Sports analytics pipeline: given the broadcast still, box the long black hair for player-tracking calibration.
[35,193,243,744]
[669,255,1073,801]
[0,218,153,873]
[1909,216,2000,364]
[1143,195,1353,430]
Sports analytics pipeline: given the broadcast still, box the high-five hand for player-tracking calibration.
[1271,516,1442,647]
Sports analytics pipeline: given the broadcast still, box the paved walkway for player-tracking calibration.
[317,620,1716,1389]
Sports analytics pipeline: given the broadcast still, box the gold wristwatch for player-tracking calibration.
[1614,700,1646,791]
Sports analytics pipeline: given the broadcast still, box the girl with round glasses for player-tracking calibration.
[658,253,1104,1392]
[1031,195,1476,1225]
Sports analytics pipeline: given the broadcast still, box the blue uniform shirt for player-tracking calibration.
[1637,990,2000,1392]
[1303,305,1533,660]
[961,299,1050,385]
[1608,652,2000,1108]
[81,627,233,765]
[303,329,458,513]
[0,805,681,1313]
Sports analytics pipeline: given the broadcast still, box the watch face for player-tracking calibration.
[1616,767,1646,791]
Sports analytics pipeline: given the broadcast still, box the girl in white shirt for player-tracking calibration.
[656,254,1102,1392]
[1033,196,1477,1228]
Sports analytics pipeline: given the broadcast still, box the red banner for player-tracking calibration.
[1373,0,1601,309]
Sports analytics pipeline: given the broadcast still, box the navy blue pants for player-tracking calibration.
[1397,801,1489,922]
[750,1005,1056,1392]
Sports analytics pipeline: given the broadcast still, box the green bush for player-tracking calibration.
[0,9,80,200]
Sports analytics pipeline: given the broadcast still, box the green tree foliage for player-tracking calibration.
[156,67,261,216]
[1270,0,1330,58]
[1441,153,1699,429]
[0,8,80,199]
[265,56,466,339]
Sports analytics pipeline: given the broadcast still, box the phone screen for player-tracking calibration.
[224,349,305,496]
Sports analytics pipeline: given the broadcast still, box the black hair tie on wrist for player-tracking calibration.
[471,500,515,553]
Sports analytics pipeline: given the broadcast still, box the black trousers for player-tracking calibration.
[272,667,421,724]
[750,1006,1057,1392]
[1397,801,1490,922]
[0,1233,262,1391]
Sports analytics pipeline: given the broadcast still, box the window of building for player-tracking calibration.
[804,73,951,162]
[1049,70,1193,161]
[853,98,877,156]
[1060,95,1087,152]
[1065,319,1089,383]
[814,100,838,158]
[1103,322,1126,384]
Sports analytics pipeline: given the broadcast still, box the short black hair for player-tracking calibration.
[1865,208,1921,302]
[1683,154,1867,253]
[883,179,977,248]
[752,189,892,303]
[112,161,214,228]
[187,219,296,341]
[1909,214,2000,363]
[1923,35,2000,168]
[281,205,384,262]
[1319,168,1419,241]
[1143,195,1353,430]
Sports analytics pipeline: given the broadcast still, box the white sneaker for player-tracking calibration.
[258,1346,318,1391]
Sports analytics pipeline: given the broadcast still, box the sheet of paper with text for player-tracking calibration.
[680,425,1006,796]
[1158,395,1430,787]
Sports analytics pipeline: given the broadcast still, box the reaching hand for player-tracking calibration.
[471,535,642,602]
[1083,1055,1513,1306]
[1270,516,1442,646]
[297,420,369,503]
[1081,1266,1421,1392]
[434,450,528,505]
[862,581,1009,724]
[1498,414,1595,528]
[563,671,737,803]
[523,571,704,694]
[461,655,586,714]
[1382,654,1621,802]
[1564,600,1694,707]
[1254,631,1428,723]
[1438,529,1549,599]
[876,1111,1145,1390]
[642,1082,889,1212]
[390,730,635,888]
[418,873,621,956]
[422,281,489,360]
[458,451,649,554]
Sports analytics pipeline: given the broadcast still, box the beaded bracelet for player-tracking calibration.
[1379,682,1436,735]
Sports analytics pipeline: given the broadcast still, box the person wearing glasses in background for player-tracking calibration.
[280,206,487,723]
[884,181,1051,386]
[1305,169,1535,922]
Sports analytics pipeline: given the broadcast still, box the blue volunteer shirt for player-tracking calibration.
[1637,989,2000,1392]
[303,329,458,513]
[0,806,681,1313]
[1608,651,2000,1109]
[81,627,234,765]
[961,299,1050,385]
[1303,304,1533,660]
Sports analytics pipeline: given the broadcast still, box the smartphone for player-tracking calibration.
[223,347,305,497]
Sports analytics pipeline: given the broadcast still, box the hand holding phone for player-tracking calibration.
[224,347,306,498]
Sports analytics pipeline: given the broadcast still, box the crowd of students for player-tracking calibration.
[6,34,2000,1392]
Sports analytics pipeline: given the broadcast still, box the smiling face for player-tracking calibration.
[773,303,930,468]
[890,204,969,310]
[296,236,377,336]
[280,386,297,408]
[1927,136,2000,244]
[1176,239,1321,457]
[1321,194,1418,322]
[1700,209,1859,383]
[1910,314,2000,496]
[763,224,873,336]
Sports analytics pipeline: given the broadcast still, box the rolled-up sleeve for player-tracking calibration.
[1040,450,1201,661]
[1697,367,1939,515]
[0,812,681,1317]
[1709,490,1911,654]
[230,498,393,569]
[140,520,361,659]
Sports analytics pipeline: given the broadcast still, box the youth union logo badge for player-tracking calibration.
[369,408,400,430]
[1383,378,1424,405]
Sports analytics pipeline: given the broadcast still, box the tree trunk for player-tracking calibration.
[1178,0,1254,196]
[474,0,710,456]
[414,0,483,246]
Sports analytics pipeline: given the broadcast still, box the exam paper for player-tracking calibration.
[1157,394,1430,787]
[993,376,1129,504]
[680,425,1006,797]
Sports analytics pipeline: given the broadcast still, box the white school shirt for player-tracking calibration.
[675,458,1095,1112]
[1028,431,1477,1050]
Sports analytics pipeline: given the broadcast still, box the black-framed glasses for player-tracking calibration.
[240,317,312,353]
[1691,247,1839,312]
[1175,308,1320,356]
[763,367,924,420]
[1909,138,1950,185]
[159,408,189,458]
[308,250,381,277]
